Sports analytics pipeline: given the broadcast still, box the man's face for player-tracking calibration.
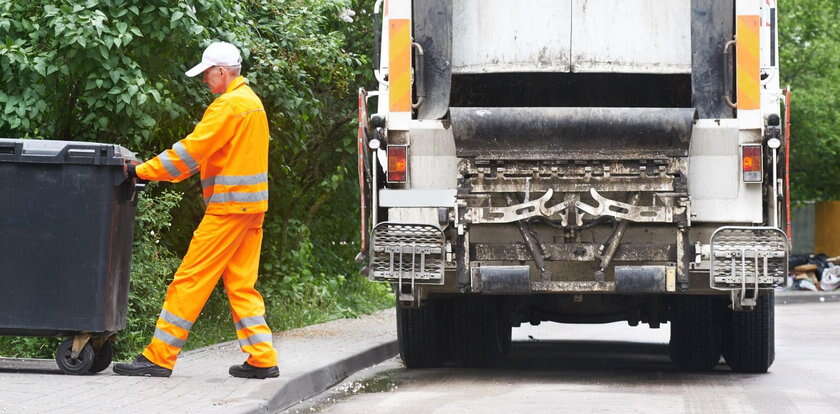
[202,66,228,94]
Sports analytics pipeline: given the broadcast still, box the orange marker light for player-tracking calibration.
[387,146,408,183]
[742,144,762,183]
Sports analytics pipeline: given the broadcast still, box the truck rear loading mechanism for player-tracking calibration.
[356,0,790,373]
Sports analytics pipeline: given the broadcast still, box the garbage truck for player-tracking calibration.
[355,0,790,373]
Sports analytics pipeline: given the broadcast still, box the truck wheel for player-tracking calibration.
[669,295,724,371]
[723,292,775,373]
[55,338,95,375]
[497,304,512,356]
[397,297,445,368]
[452,296,503,368]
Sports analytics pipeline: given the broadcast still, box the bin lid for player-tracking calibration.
[0,138,139,166]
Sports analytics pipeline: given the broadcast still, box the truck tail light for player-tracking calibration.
[387,145,408,183]
[742,144,763,183]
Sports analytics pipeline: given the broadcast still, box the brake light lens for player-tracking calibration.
[387,145,408,182]
[742,144,763,183]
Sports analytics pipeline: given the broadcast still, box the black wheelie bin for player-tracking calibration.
[0,138,143,374]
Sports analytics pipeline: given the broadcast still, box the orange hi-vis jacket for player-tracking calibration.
[136,76,269,214]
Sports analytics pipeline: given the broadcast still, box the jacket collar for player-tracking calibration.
[225,76,248,94]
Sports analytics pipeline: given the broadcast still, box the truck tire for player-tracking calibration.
[451,296,504,368]
[397,297,445,369]
[497,301,512,356]
[498,318,512,356]
[723,292,775,373]
[669,295,724,371]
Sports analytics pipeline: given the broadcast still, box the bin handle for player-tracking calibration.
[0,142,21,156]
[130,181,146,205]
[60,144,111,165]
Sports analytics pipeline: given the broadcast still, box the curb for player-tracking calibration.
[0,357,56,373]
[775,290,840,305]
[250,340,399,414]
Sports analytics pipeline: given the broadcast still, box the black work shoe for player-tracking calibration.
[229,361,279,379]
[113,354,172,377]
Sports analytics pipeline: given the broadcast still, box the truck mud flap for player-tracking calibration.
[450,107,697,160]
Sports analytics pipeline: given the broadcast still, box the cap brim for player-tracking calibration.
[185,61,213,77]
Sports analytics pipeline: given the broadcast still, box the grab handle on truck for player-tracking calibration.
[412,42,426,110]
[723,38,737,109]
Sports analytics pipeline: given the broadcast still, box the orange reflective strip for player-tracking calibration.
[737,15,761,110]
[389,18,411,113]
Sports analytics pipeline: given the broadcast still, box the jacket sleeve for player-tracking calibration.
[135,97,238,182]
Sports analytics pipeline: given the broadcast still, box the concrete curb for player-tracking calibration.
[0,357,56,373]
[775,290,840,305]
[250,340,399,414]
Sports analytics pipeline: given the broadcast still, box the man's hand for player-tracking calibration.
[124,163,148,184]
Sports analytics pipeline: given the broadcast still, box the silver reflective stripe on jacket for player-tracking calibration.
[238,333,273,348]
[234,315,267,331]
[202,173,268,189]
[206,191,269,204]
[160,309,194,331]
[158,152,182,178]
[172,142,199,172]
[154,328,186,348]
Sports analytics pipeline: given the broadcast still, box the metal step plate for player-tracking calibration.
[710,226,788,290]
[370,223,445,285]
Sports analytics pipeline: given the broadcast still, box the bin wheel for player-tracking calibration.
[55,338,95,375]
[89,340,114,374]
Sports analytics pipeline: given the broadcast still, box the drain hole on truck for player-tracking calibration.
[450,72,692,108]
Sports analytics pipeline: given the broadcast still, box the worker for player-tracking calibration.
[113,41,279,379]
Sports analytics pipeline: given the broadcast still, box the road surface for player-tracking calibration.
[299,301,840,414]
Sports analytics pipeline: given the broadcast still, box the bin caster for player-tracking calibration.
[55,338,95,375]
[89,338,115,374]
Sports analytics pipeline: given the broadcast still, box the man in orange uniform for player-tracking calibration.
[114,42,279,379]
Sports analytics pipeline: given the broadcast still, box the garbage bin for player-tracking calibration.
[0,138,142,374]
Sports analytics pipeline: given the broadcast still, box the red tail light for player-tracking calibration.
[387,145,408,183]
[742,144,763,183]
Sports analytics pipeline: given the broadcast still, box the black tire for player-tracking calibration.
[497,304,513,356]
[89,340,114,374]
[669,295,725,371]
[55,339,95,375]
[397,296,445,369]
[723,292,775,373]
[451,296,504,368]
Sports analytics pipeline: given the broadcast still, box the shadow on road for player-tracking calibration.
[385,339,740,390]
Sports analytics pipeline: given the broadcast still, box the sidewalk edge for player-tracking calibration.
[250,340,399,414]
[775,290,840,305]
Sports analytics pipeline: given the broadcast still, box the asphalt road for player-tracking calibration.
[298,302,840,414]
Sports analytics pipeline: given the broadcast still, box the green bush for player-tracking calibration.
[115,186,183,359]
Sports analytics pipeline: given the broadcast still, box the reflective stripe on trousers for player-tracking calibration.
[149,308,194,349]
[142,213,277,370]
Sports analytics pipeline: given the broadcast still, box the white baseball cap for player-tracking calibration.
[185,42,242,77]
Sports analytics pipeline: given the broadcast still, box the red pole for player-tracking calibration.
[784,88,792,238]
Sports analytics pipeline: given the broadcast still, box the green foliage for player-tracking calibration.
[0,0,390,360]
[117,187,183,359]
[779,0,840,202]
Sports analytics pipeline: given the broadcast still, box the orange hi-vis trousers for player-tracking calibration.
[142,213,277,370]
